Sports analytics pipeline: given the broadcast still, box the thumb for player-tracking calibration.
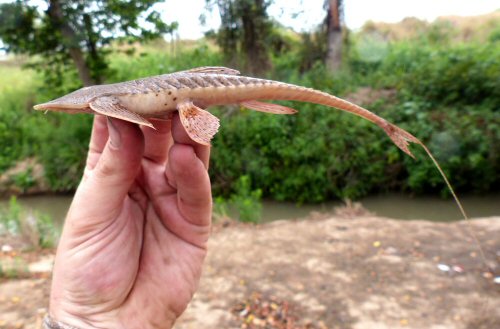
[79,118,145,210]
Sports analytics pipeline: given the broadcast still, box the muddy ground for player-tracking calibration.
[1,212,499,329]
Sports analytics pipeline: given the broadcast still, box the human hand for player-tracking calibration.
[48,114,212,328]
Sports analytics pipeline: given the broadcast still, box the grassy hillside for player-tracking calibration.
[359,11,500,43]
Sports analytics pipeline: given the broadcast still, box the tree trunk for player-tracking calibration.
[240,0,271,74]
[83,13,102,84]
[216,0,241,68]
[48,0,95,86]
[326,0,342,73]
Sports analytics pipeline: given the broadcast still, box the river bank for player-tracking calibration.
[1,213,499,329]
[2,193,500,227]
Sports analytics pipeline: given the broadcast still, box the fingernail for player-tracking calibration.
[107,118,121,148]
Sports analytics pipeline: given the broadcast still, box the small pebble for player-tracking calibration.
[437,264,450,272]
[1,244,13,253]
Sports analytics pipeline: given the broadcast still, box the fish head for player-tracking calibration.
[33,86,100,113]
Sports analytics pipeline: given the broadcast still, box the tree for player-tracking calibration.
[0,0,176,87]
[325,0,343,72]
[204,0,273,75]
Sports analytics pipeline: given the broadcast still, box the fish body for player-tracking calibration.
[34,66,418,154]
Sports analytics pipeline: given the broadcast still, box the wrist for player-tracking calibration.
[46,309,176,329]
[47,308,120,329]
[43,315,87,329]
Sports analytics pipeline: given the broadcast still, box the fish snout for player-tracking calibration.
[33,103,49,111]
[33,102,87,113]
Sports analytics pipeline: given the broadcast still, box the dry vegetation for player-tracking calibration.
[360,11,500,42]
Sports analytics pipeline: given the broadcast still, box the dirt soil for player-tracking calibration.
[1,214,499,329]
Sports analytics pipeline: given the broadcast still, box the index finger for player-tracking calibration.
[141,119,173,165]
[86,115,108,171]
[171,113,211,169]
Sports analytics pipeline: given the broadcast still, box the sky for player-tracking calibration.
[0,0,498,42]
[155,0,499,39]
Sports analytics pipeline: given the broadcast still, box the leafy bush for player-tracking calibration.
[34,113,93,191]
[213,175,263,223]
[211,103,394,202]
[0,196,58,249]
[231,175,262,223]
[0,196,22,234]
[109,43,224,81]
[0,85,36,171]
[372,42,500,106]
[1,37,498,204]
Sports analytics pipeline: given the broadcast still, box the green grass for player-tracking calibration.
[0,63,35,93]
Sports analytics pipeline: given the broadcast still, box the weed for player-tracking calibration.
[0,256,29,279]
[231,175,263,223]
[0,196,58,249]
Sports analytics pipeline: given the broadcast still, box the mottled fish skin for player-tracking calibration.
[71,72,388,128]
[36,73,283,110]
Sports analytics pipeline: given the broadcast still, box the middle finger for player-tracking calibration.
[142,119,173,165]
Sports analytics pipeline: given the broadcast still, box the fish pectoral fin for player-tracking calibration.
[177,102,220,145]
[240,100,298,115]
[181,66,240,75]
[89,96,154,128]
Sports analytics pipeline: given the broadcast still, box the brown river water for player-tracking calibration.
[1,193,499,227]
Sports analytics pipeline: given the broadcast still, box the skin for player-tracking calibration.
[49,113,212,329]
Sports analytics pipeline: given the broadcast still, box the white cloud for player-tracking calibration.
[0,0,498,41]
[343,0,500,28]
[158,0,499,38]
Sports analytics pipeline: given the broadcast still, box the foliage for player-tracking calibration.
[209,39,500,201]
[0,0,176,90]
[375,43,500,106]
[0,63,92,191]
[0,255,28,279]
[36,213,58,248]
[12,168,36,192]
[213,196,231,222]
[35,113,93,191]
[0,29,498,203]
[231,175,262,222]
[211,102,390,202]
[204,0,274,74]
[0,196,57,249]
[296,31,328,73]
[213,175,262,223]
[0,196,22,234]
[0,65,37,171]
[109,43,224,82]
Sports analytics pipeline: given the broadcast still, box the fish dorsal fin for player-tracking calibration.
[180,66,241,75]
[240,100,298,115]
[89,96,154,128]
[177,101,220,145]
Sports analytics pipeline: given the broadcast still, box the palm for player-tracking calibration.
[49,115,212,328]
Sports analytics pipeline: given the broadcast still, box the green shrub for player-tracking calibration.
[109,43,224,81]
[0,196,22,234]
[1,38,498,204]
[35,113,92,191]
[230,175,262,223]
[0,87,35,171]
[12,167,35,192]
[0,196,58,249]
[373,42,500,106]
